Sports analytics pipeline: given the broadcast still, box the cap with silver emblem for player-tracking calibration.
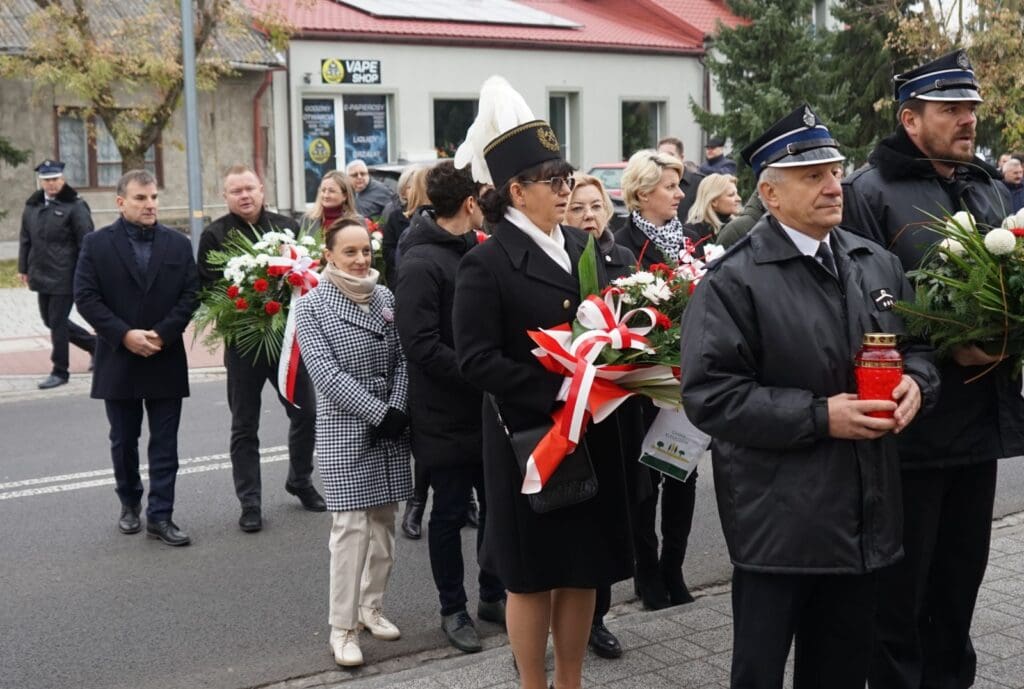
[894,49,982,105]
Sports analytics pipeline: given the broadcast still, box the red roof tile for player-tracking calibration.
[247,0,742,54]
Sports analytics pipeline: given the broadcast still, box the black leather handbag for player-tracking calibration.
[488,394,598,514]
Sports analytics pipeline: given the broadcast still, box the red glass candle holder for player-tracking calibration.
[854,333,903,419]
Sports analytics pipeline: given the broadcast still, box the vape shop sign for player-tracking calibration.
[321,59,381,85]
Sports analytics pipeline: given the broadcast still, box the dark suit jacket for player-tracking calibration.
[74,218,199,400]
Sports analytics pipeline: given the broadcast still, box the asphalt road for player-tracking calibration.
[2,380,1023,689]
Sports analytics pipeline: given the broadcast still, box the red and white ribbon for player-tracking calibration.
[268,245,320,406]
[519,291,676,494]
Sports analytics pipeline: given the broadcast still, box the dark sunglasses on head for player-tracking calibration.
[520,176,576,192]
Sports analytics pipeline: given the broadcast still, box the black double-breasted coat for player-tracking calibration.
[453,218,634,592]
[73,218,199,400]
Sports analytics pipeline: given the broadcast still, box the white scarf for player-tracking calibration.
[505,207,571,273]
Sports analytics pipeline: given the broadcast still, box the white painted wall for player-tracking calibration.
[283,40,708,213]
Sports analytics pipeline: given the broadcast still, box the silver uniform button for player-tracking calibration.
[562,299,571,309]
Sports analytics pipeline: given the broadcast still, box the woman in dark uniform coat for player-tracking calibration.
[613,149,699,610]
[453,115,633,689]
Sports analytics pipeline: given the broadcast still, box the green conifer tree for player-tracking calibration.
[691,0,856,193]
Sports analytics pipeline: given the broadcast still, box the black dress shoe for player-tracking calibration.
[239,506,262,532]
[401,498,425,539]
[441,610,483,653]
[146,520,191,546]
[285,483,326,512]
[589,621,623,659]
[37,374,68,390]
[118,503,142,534]
[477,598,506,626]
[466,497,480,529]
[664,571,695,606]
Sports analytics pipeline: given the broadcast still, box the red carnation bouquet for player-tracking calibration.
[195,227,323,403]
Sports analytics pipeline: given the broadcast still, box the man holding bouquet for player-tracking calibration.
[199,165,325,533]
[843,50,1024,689]
[680,105,940,689]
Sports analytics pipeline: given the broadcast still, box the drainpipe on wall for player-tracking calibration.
[252,68,283,180]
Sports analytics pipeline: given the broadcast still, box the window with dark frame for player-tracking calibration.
[621,101,663,160]
[433,99,478,159]
[55,110,161,189]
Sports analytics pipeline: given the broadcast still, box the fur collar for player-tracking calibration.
[27,182,81,206]
[869,126,1001,184]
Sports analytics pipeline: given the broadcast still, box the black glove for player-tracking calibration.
[375,408,410,440]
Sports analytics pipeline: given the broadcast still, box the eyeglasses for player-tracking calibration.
[520,176,576,192]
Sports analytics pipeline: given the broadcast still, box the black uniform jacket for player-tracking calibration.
[843,127,1024,468]
[453,218,634,592]
[395,209,481,469]
[198,209,299,288]
[19,184,94,295]
[74,219,199,400]
[680,216,940,574]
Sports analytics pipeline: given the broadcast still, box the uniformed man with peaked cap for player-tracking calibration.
[843,49,1024,689]
[18,159,96,388]
[680,104,940,689]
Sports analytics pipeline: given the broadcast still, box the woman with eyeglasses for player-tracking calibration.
[682,173,742,259]
[300,170,360,240]
[564,174,647,661]
[453,93,633,689]
[614,149,699,612]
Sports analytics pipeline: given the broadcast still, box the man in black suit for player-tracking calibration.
[198,164,324,533]
[74,169,199,546]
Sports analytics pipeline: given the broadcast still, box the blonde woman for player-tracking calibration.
[683,173,742,258]
[614,149,686,268]
[383,165,430,285]
[613,148,697,612]
[301,171,359,239]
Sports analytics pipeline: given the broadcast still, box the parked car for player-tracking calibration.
[587,162,629,230]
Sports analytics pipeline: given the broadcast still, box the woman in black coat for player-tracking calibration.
[681,173,742,259]
[565,173,646,659]
[613,149,698,610]
[453,117,633,689]
[395,163,505,653]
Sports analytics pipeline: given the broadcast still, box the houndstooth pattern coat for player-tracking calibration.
[294,279,412,512]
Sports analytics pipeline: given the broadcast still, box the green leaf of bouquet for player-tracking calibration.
[578,234,599,301]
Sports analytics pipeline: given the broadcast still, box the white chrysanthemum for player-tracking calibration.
[1016,208,1024,227]
[301,236,316,246]
[984,228,1017,256]
[255,254,270,266]
[938,238,966,259]
[371,238,382,252]
[294,245,309,257]
[619,292,635,305]
[945,211,975,233]
[703,243,725,263]
[634,272,655,285]
[641,280,672,304]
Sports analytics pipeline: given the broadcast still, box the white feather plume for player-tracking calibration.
[454,75,536,184]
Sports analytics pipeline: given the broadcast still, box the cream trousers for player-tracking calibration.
[328,502,399,630]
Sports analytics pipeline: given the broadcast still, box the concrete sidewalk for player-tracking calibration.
[0,285,223,396]
[262,518,1024,689]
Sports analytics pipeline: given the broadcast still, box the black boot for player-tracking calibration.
[661,558,695,606]
[635,565,670,610]
[401,498,425,539]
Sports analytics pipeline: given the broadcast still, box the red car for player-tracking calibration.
[586,162,629,228]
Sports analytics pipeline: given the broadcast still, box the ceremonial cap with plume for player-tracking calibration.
[454,76,564,188]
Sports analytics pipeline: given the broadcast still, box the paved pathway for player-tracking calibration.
[262,520,1024,689]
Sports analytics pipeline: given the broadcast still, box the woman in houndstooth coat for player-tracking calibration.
[294,218,412,668]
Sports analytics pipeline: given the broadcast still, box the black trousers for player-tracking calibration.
[869,461,998,689]
[427,463,505,616]
[731,568,878,689]
[104,398,182,521]
[224,346,316,507]
[633,468,698,576]
[38,292,95,378]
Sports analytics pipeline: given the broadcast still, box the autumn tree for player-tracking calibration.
[0,135,29,220]
[885,0,1024,152]
[0,0,291,170]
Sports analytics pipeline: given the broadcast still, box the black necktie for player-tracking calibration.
[815,241,837,278]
